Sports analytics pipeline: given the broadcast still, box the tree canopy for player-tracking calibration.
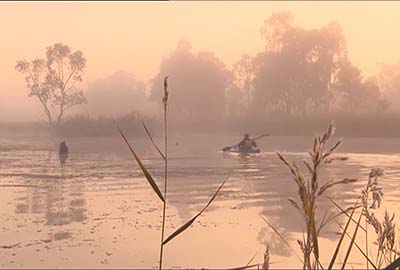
[15,43,86,127]
[234,12,389,118]
[85,71,151,117]
[150,38,232,122]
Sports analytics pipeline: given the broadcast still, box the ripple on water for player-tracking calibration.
[1,136,400,268]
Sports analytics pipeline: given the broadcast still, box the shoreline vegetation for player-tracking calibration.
[257,123,400,270]
[110,77,399,270]
[1,112,400,138]
[115,110,400,269]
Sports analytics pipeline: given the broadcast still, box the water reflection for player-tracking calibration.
[165,150,379,260]
[14,151,86,240]
[2,135,400,268]
[59,152,68,167]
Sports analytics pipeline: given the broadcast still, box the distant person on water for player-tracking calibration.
[238,134,257,150]
[59,141,69,155]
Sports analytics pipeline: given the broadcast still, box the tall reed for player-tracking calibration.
[263,122,400,270]
[118,77,229,269]
[159,76,169,269]
[275,122,353,269]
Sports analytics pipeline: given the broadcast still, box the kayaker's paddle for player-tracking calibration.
[252,133,270,140]
[222,133,270,152]
[222,145,235,152]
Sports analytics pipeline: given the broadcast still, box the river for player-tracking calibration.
[1,134,399,269]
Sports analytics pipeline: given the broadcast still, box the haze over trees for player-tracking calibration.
[233,12,389,119]
[11,12,400,136]
[378,62,400,111]
[15,43,86,128]
[149,38,232,123]
[84,71,153,117]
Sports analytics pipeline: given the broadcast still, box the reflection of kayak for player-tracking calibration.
[222,145,261,154]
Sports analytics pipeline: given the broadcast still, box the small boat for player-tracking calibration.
[222,145,261,154]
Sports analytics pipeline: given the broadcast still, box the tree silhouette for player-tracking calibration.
[238,12,388,117]
[85,71,149,117]
[150,38,232,122]
[16,43,86,128]
[378,62,400,111]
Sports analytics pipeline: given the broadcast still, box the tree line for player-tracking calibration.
[16,12,400,130]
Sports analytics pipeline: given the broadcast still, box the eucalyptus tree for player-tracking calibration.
[16,43,86,128]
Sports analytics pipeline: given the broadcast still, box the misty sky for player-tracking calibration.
[1,1,400,121]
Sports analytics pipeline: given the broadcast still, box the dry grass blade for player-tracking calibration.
[318,178,358,197]
[262,245,270,270]
[310,211,320,263]
[162,215,197,246]
[117,126,165,202]
[384,256,400,270]
[260,215,304,265]
[288,198,306,219]
[336,221,378,270]
[327,196,366,233]
[276,152,294,174]
[303,160,313,175]
[222,263,261,270]
[200,175,229,212]
[341,211,363,269]
[163,176,229,245]
[319,206,360,235]
[140,118,166,160]
[245,249,261,268]
[327,198,359,270]
[323,139,343,158]
[317,209,330,235]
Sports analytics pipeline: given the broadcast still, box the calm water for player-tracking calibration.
[1,134,400,269]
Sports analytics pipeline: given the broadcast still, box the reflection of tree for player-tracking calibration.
[222,152,362,259]
[257,218,292,257]
[155,147,362,262]
[14,156,87,238]
[59,152,68,168]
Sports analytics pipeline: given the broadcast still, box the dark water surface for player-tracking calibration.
[1,134,400,268]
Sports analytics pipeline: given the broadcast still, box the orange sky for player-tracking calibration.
[1,1,400,121]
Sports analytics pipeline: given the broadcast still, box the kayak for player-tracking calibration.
[222,145,261,154]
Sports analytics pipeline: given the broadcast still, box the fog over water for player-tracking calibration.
[2,2,400,269]
[1,135,400,268]
[1,2,400,125]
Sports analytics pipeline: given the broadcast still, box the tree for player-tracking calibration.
[232,54,255,112]
[226,86,245,119]
[85,71,151,117]
[250,12,348,117]
[15,43,86,128]
[378,62,400,111]
[150,38,232,123]
[336,61,389,113]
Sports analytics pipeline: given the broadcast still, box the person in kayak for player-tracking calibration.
[237,134,257,151]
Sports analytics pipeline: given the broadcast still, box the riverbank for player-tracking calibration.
[1,113,400,138]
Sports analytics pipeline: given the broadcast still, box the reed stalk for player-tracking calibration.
[119,77,234,268]
[269,123,400,270]
[159,76,169,270]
